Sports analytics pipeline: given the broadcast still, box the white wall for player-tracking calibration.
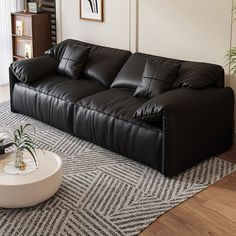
[58,0,131,50]
[57,0,233,66]
[139,0,232,66]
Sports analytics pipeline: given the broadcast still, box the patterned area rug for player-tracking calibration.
[0,101,235,236]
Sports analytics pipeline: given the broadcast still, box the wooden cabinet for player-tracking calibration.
[11,12,52,61]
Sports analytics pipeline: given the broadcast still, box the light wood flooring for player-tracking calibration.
[0,84,10,103]
[1,85,236,236]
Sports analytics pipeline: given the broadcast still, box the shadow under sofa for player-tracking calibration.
[9,39,235,177]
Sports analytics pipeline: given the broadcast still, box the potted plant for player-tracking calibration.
[13,124,37,169]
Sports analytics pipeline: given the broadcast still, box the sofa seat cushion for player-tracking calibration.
[14,75,106,102]
[74,89,163,169]
[12,75,106,133]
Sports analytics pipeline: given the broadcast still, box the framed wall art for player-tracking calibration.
[80,0,104,22]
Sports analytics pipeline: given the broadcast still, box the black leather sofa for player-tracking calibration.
[9,39,235,176]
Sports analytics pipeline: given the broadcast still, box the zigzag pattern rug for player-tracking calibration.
[0,101,236,236]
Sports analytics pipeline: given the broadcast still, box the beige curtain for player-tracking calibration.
[0,0,23,85]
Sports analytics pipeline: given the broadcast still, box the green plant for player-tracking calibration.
[233,0,236,22]
[13,124,37,166]
[226,47,236,75]
[227,0,236,75]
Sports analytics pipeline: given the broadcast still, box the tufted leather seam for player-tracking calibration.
[64,48,74,73]
[162,111,168,174]
[135,111,162,119]
[120,87,136,92]
[111,87,136,92]
[143,76,175,84]
[76,103,162,134]
[147,67,156,97]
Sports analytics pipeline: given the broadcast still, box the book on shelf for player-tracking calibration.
[23,17,32,36]
[16,39,26,57]
[24,44,32,59]
[15,39,32,58]
[15,20,23,36]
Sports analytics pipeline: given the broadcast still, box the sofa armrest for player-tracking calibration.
[10,56,58,84]
[135,88,235,176]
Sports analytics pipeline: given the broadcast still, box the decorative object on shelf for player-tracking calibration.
[0,133,14,155]
[28,0,42,14]
[80,0,104,22]
[16,39,30,58]
[15,20,23,36]
[24,44,32,58]
[24,0,28,13]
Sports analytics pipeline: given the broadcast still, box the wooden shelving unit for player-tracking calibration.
[11,11,52,61]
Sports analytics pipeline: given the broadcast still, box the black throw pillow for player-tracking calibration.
[57,44,90,79]
[133,60,180,98]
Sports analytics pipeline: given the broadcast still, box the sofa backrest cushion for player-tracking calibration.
[174,61,224,89]
[46,39,131,87]
[111,52,225,90]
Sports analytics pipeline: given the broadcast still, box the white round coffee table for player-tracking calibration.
[0,149,62,208]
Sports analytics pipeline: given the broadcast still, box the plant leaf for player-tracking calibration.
[24,146,37,166]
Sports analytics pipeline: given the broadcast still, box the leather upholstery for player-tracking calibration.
[134,87,234,176]
[74,89,163,169]
[10,39,130,133]
[11,75,106,133]
[46,39,132,87]
[174,61,225,88]
[10,56,58,84]
[111,53,224,90]
[9,39,234,177]
[58,44,90,79]
[133,60,180,98]
[157,87,234,176]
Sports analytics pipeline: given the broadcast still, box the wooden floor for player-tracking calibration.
[1,85,236,236]
[141,147,236,236]
[0,84,10,103]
